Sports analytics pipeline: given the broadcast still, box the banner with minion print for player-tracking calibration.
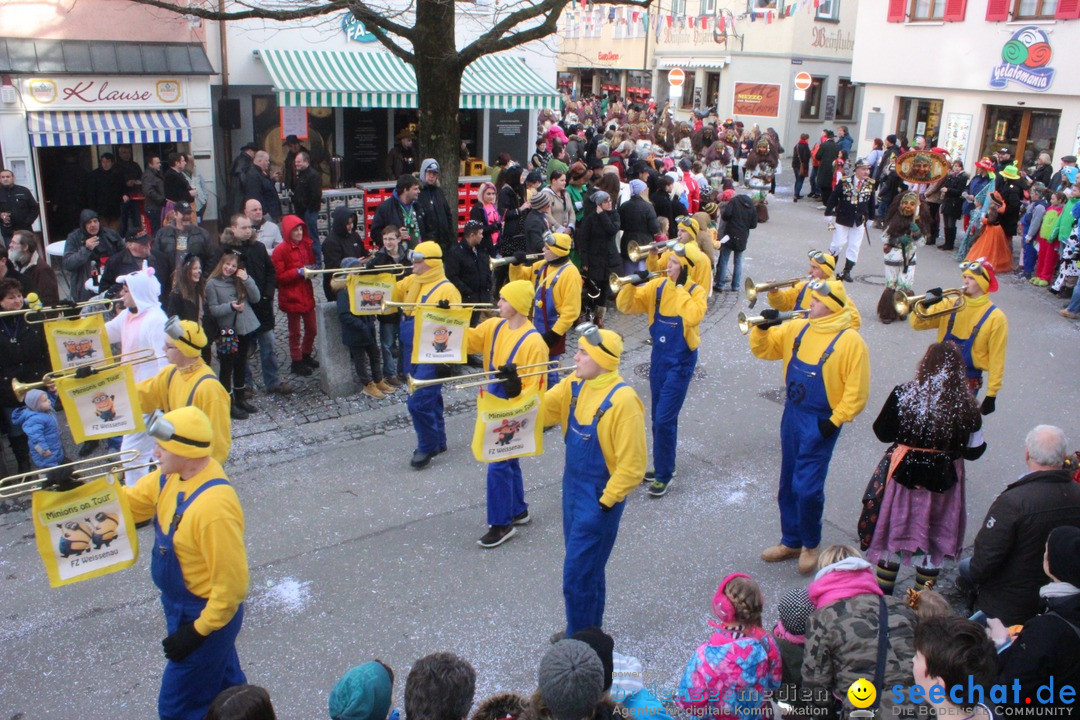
[471,391,544,462]
[411,306,470,364]
[32,476,138,587]
[55,365,144,443]
[44,315,112,372]
[347,273,397,316]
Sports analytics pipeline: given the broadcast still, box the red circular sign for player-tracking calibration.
[794,72,813,91]
[668,68,686,87]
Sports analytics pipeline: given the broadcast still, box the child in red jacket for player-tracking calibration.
[272,215,318,376]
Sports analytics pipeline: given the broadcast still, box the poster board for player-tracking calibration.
[55,365,145,443]
[471,391,544,462]
[346,273,396,315]
[410,307,471,365]
[732,82,780,118]
[44,315,112,372]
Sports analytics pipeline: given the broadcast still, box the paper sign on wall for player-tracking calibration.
[280,107,309,140]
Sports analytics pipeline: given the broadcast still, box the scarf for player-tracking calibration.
[809,558,884,608]
[404,265,447,305]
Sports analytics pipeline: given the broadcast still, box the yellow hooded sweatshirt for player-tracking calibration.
[615,277,708,350]
[908,292,1007,397]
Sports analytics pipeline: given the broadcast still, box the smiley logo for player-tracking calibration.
[848,678,877,709]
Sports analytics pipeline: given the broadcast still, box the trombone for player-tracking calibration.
[0,297,114,322]
[380,300,495,312]
[743,276,807,309]
[490,253,543,270]
[893,288,965,320]
[303,264,408,280]
[627,239,674,263]
[738,309,808,334]
[12,348,165,401]
[0,451,141,499]
[609,271,663,295]
[406,360,561,393]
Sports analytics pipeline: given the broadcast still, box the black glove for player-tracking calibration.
[676,265,689,286]
[496,363,522,398]
[757,308,782,330]
[599,500,613,513]
[162,623,205,662]
[923,287,944,305]
[434,363,454,379]
[436,299,452,310]
[633,269,653,284]
[74,365,96,379]
[980,395,996,415]
[512,251,528,265]
[818,417,838,438]
[542,329,562,348]
[41,468,82,492]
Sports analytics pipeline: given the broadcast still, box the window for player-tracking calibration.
[699,0,717,15]
[800,76,825,120]
[671,0,687,15]
[748,0,783,14]
[677,71,696,110]
[835,78,857,120]
[563,13,581,38]
[1014,0,1059,17]
[909,0,945,19]
[816,0,841,20]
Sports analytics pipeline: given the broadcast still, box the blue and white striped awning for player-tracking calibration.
[27,110,191,147]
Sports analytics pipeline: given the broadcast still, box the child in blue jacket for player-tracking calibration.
[337,258,389,400]
[12,389,64,469]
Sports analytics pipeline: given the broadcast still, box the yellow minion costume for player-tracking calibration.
[542,327,646,635]
[750,280,870,571]
[647,217,713,289]
[768,251,863,330]
[616,242,708,494]
[909,261,1007,407]
[124,406,248,720]
[137,320,232,466]
[464,280,550,544]
[394,241,463,465]
[510,233,582,362]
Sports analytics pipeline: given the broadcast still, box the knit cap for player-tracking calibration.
[590,190,610,206]
[154,406,213,459]
[538,640,604,720]
[580,328,623,372]
[499,280,534,316]
[677,216,699,243]
[629,179,647,197]
[412,240,443,268]
[1047,526,1080,587]
[811,279,848,314]
[166,318,208,358]
[962,258,998,293]
[570,627,614,691]
[24,388,47,411]
[328,662,392,720]
[531,190,552,211]
[546,232,572,258]
[776,587,815,639]
[809,250,837,278]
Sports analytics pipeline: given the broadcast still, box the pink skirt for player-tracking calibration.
[867,460,966,567]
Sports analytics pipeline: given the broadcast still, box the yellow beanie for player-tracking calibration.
[547,232,573,258]
[499,280,534,316]
[413,240,443,268]
[169,319,208,358]
[810,251,838,278]
[156,406,213,459]
[677,217,699,243]
[674,241,705,268]
[811,280,848,314]
[581,328,623,371]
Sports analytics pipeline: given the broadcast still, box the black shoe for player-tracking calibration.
[435,445,448,455]
[477,525,517,548]
[237,396,258,414]
[291,361,313,376]
[302,354,320,369]
[78,439,100,458]
[410,449,434,469]
[940,244,954,251]
[230,400,249,420]
[512,509,531,526]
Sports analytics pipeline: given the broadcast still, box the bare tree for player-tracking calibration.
[132,0,649,205]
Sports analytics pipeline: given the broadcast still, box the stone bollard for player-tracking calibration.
[314,301,360,398]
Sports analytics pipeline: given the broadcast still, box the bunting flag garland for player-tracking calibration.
[559,0,825,35]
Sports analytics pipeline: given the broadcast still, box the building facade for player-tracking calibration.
[851,0,1080,170]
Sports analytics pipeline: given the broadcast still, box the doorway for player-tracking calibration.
[37,145,93,240]
[980,106,1061,169]
[896,97,943,147]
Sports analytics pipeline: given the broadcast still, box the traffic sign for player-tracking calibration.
[668,68,686,87]
[794,72,813,91]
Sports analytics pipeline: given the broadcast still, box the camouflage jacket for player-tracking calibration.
[801,593,917,718]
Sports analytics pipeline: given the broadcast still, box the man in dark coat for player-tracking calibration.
[370,175,424,247]
[141,156,166,235]
[163,152,195,205]
[416,159,456,252]
[86,153,126,228]
[242,151,282,222]
[0,276,49,472]
[385,130,416,180]
[291,151,324,263]
[99,230,174,299]
[8,230,59,306]
[814,131,840,201]
[228,143,258,215]
[445,219,491,306]
[0,169,40,243]
[717,194,757,292]
[154,201,216,270]
[282,135,308,190]
[322,207,368,302]
[62,209,125,300]
[962,425,1080,626]
[618,179,659,263]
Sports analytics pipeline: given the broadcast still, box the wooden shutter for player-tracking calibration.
[887,0,907,21]
[1055,0,1080,19]
[943,0,967,21]
[985,0,1010,21]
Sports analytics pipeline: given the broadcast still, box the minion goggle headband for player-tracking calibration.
[575,322,617,358]
[543,232,569,250]
[808,250,835,270]
[668,242,696,265]
[407,248,442,263]
[960,258,989,278]
[146,410,211,449]
[164,316,202,351]
[808,279,846,307]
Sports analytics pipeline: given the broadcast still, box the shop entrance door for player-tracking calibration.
[980,106,1061,169]
[37,146,93,241]
[896,97,943,147]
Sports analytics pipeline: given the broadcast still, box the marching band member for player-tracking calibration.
[908,259,1007,413]
[395,241,462,469]
[465,280,549,548]
[767,250,863,330]
[824,158,875,282]
[123,406,248,720]
[646,216,713,289]
[541,324,646,637]
[749,280,870,574]
[137,318,231,466]
[616,241,708,497]
[510,232,581,387]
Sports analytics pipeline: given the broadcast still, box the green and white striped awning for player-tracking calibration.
[260,50,559,110]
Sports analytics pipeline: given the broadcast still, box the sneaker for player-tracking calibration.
[477,525,517,548]
[302,353,320,368]
[361,382,386,400]
[1061,309,1080,320]
[384,376,403,388]
[410,449,434,469]
[643,468,676,483]
[512,509,531,526]
[376,379,396,393]
[290,361,313,377]
[646,479,670,497]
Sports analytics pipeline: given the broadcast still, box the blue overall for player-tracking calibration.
[562,380,627,636]
[403,280,450,453]
[944,303,996,393]
[648,281,698,484]
[485,320,536,526]
[793,283,810,311]
[777,325,845,550]
[533,262,571,388]
[152,475,245,720]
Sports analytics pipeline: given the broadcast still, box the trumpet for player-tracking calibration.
[743,276,807,309]
[893,288,965,320]
[490,253,543,270]
[0,450,139,499]
[609,271,663,295]
[737,309,808,334]
[12,348,165,401]
[303,264,408,280]
[380,300,496,312]
[627,239,673,263]
[406,361,560,393]
[0,298,114,322]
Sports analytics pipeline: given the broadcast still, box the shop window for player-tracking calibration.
[1014,0,1058,17]
[678,72,696,110]
[799,76,825,120]
[835,78,856,120]
[816,0,841,20]
[909,0,946,19]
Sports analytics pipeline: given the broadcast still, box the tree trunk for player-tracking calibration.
[414,0,464,226]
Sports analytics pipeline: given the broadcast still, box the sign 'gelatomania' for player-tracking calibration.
[990,26,1054,92]
[23,77,185,110]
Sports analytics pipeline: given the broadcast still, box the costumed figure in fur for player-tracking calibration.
[878,191,930,324]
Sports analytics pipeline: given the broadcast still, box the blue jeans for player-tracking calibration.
[1067,289,1080,314]
[379,321,401,378]
[304,210,323,263]
[716,246,743,291]
[244,329,282,390]
[794,175,806,199]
